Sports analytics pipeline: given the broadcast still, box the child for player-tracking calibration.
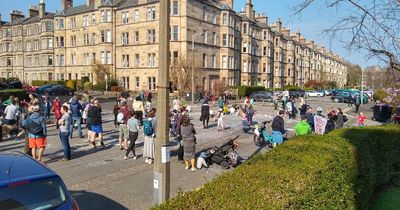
[216,108,224,132]
[358,112,366,127]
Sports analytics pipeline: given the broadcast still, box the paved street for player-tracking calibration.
[0,96,380,210]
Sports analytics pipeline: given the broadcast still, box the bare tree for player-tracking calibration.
[170,56,200,97]
[91,62,113,85]
[292,0,400,73]
[213,79,228,96]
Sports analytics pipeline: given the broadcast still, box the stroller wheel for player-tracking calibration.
[221,160,230,170]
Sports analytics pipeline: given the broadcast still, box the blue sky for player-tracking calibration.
[0,0,381,68]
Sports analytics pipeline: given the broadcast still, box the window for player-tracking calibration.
[101,51,105,64]
[148,77,156,90]
[106,30,112,43]
[107,10,112,22]
[211,13,217,24]
[70,18,76,29]
[263,63,266,72]
[92,13,96,25]
[172,25,179,41]
[106,51,111,64]
[48,38,53,48]
[134,31,139,44]
[70,36,76,47]
[243,61,248,72]
[71,54,77,66]
[83,15,89,27]
[211,54,216,68]
[263,46,267,56]
[147,53,156,67]
[202,54,207,67]
[122,11,129,24]
[101,30,112,43]
[57,19,64,29]
[222,13,228,25]
[91,33,96,44]
[122,54,129,68]
[60,55,65,66]
[147,29,156,43]
[211,32,216,45]
[48,55,53,66]
[122,77,130,90]
[202,7,207,21]
[135,77,140,90]
[122,32,129,45]
[243,42,247,53]
[83,53,90,65]
[243,23,248,34]
[172,0,179,16]
[221,56,227,69]
[83,33,90,45]
[147,7,156,20]
[134,9,140,21]
[59,37,64,47]
[202,31,207,44]
[135,54,140,66]
[222,34,227,47]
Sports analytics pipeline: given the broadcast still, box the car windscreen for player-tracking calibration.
[0,178,68,210]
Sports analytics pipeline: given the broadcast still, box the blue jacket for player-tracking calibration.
[22,112,47,138]
[70,99,82,118]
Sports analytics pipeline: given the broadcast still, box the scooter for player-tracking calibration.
[253,121,274,148]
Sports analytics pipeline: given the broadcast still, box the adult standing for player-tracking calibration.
[124,112,140,160]
[52,97,62,129]
[132,96,144,126]
[181,117,197,171]
[42,96,51,120]
[176,109,187,163]
[70,97,83,138]
[217,96,224,109]
[336,108,345,129]
[3,99,20,137]
[271,110,285,147]
[354,94,361,113]
[22,106,47,162]
[143,110,157,164]
[118,101,132,150]
[172,97,180,111]
[29,94,39,106]
[59,105,72,160]
[88,100,104,147]
[200,100,210,129]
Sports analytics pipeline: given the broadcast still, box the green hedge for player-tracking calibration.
[32,80,67,86]
[0,89,29,101]
[153,125,400,209]
[233,86,265,97]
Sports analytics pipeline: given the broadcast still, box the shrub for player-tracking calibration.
[81,76,90,86]
[153,125,400,210]
[65,80,77,90]
[0,89,29,101]
[49,80,67,86]
[373,89,389,102]
[284,85,302,91]
[83,82,93,90]
[237,86,265,97]
[31,80,48,86]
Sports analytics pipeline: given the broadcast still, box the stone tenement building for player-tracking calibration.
[0,0,347,92]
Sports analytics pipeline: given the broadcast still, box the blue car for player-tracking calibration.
[0,152,79,210]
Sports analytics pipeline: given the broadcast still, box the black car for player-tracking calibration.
[289,90,305,98]
[46,85,74,96]
[8,80,22,89]
[250,91,273,101]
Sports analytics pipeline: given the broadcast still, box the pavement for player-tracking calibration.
[0,97,380,210]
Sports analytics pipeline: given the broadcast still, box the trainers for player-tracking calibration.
[133,156,138,160]
[185,165,190,170]
[124,156,128,160]
[100,141,105,147]
[145,158,149,163]
[191,167,197,172]
[148,159,153,164]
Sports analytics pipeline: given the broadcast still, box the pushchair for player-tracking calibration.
[204,136,240,170]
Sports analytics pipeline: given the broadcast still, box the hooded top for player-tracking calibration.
[23,112,47,138]
[70,99,82,118]
[295,121,311,136]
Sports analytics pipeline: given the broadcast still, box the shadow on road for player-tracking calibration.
[70,190,128,210]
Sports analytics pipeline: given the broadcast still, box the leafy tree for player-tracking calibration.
[346,64,362,88]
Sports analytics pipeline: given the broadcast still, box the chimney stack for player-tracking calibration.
[10,10,25,22]
[223,0,234,9]
[255,13,268,25]
[276,18,282,32]
[62,0,73,10]
[296,30,301,41]
[39,0,45,18]
[245,0,254,20]
[29,5,39,18]
[87,0,95,7]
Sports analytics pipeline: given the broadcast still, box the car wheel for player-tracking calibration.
[334,98,339,103]
[68,91,73,96]
[317,94,320,98]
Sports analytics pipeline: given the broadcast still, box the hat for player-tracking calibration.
[317,107,323,112]
[32,105,40,112]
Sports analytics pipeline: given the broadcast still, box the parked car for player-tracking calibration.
[46,85,74,96]
[0,152,79,210]
[22,84,38,92]
[331,91,354,103]
[36,84,59,94]
[0,81,9,90]
[8,80,22,89]
[316,90,326,96]
[324,89,334,96]
[305,90,324,98]
[250,91,273,102]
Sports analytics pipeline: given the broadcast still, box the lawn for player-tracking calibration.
[373,188,400,210]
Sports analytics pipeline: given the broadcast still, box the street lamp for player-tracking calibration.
[191,32,206,104]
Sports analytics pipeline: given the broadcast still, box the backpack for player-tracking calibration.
[25,117,44,136]
[117,112,125,124]
[143,119,154,136]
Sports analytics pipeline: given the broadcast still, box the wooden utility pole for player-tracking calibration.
[153,0,170,204]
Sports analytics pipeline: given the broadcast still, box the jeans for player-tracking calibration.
[60,131,71,159]
[70,117,82,137]
[135,111,143,126]
[125,131,138,157]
